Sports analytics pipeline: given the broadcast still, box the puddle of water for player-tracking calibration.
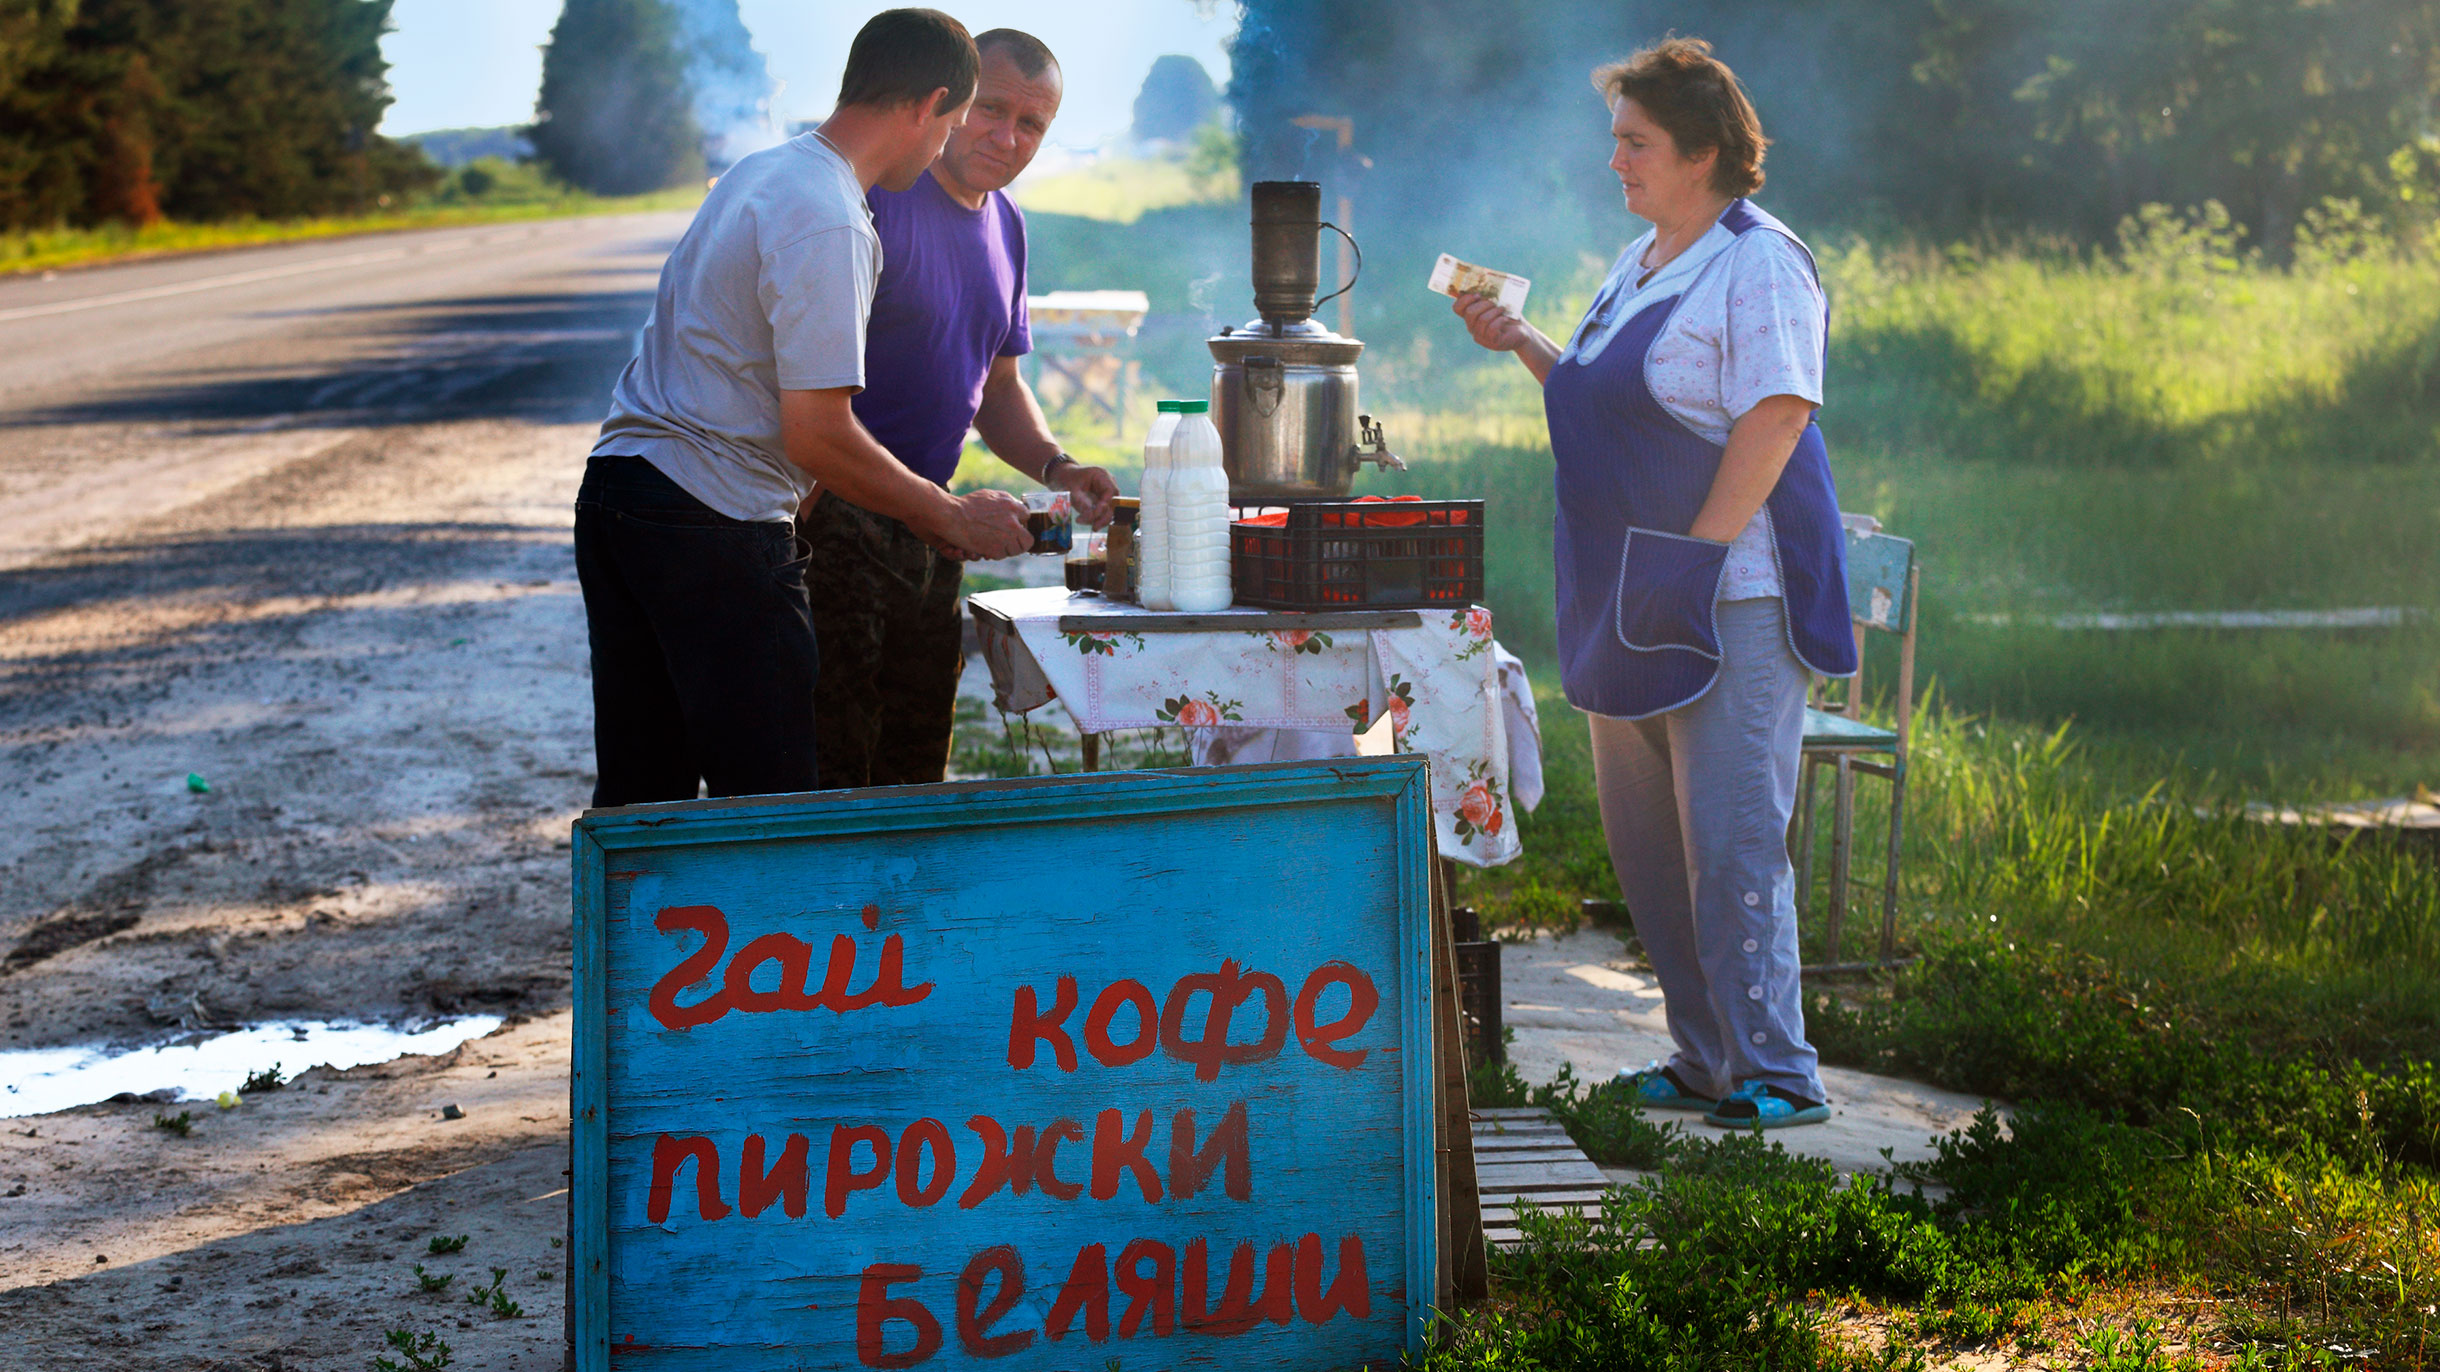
[0,1017,503,1118]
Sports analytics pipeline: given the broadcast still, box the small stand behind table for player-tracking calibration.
[968,586,1523,869]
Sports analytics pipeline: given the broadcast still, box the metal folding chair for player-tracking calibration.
[1794,522,1919,966]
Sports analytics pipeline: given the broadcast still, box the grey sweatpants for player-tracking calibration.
[1588,595,1825,1103]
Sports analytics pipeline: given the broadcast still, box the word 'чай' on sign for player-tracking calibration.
[648,905,933,1030]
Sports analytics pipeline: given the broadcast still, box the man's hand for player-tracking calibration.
[929,489,1031,560]
[1056,463,1120,527]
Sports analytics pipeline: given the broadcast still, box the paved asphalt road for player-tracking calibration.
[0,212,693,568]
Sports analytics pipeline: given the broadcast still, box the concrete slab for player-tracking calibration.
[1499,927,2000,1180]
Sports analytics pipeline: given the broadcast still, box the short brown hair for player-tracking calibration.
[975,28,1058,80]
[1592,37,1768,198]
[837,9,978,113]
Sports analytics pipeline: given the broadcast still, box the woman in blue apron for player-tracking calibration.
[1454,37,1856,1129]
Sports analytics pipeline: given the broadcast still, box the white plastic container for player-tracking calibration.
[1165,399,1233,613]
[1136,400,1184,610]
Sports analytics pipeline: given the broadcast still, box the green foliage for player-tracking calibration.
[1434,1079,2439,1366]
[1814,937,2440,1172]
[1530,1063,1694,1172]
[0,0,438,230]
[150,1110,190,1136]
[425,1234,467,1255]
[531,0,703,196]
[370,1327,451,1372]
[240,1062,283,1094]
[465,1266,522,1318]
[1481,878,1579,941]
[411,1263,452,1293]
[1823,221,2440,473]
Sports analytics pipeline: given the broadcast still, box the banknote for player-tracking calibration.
[1427,253,1531,312]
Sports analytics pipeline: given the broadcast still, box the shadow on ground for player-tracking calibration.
[11,290,652,432]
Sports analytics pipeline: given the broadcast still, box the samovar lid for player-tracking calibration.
[1207,317,1364,366]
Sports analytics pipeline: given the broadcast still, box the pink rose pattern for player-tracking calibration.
[1450,606,1494,660]
[1451,770,1507,843]
[1255,628,1332,655]
[1157,692,1244,726]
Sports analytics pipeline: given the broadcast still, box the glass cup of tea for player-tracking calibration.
[1024,490,1074,555]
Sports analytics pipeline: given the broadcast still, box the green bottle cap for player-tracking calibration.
[1174,399,1210,414]
[1156,399,1186,412]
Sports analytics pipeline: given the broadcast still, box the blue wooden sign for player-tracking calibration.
[571,757,1440,1370]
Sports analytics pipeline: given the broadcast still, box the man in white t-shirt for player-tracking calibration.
[573,8,1030,808]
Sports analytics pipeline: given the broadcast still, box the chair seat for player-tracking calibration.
[1801,706,1897,752]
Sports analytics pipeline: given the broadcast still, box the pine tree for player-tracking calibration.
[531,0,703,196]
[1132,54,1220,146]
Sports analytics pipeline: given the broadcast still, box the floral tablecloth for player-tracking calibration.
[967,587,1520,868]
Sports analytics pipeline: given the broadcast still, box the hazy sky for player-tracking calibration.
[378,0,1238,155]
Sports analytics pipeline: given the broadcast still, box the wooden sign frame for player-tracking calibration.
[570,758,1441,1370]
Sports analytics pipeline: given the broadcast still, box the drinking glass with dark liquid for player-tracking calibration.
[1024,490,1073,555]
[1064,530,1107,592]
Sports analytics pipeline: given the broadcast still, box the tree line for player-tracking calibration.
[0,0,434,230]
[1231,0,2440,265]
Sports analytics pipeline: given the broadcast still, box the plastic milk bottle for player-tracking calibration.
[1136,399,1184,610]
[1165,399,1233,613]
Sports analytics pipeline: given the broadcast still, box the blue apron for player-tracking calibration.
[1544,200,1857,720]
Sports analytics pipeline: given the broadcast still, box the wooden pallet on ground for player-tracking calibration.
[1469,1106,1616,1248]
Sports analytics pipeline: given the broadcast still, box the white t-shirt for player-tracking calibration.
[1564,210,1828,600]
[592,134,881,522]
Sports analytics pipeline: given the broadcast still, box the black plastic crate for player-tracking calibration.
[1230,499,1484,611]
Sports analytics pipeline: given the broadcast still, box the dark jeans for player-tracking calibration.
[572,455,818,808]
[802,492,965,788]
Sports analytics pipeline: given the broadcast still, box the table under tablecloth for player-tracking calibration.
[967,586,1521,868]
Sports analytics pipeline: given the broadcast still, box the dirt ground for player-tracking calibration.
[0,414,600,1370]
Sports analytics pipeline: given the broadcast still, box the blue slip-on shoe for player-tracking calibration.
[1616,1063,1717,1112]
[1703,1081,1830,1130]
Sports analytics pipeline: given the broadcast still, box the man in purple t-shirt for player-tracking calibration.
[802,28,1117,788]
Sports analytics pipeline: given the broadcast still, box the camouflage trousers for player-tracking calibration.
[802,492,965,789]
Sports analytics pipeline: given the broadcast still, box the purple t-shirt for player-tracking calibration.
[852,170,1033,486]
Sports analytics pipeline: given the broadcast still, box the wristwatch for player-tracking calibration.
[1040,452,1076,484]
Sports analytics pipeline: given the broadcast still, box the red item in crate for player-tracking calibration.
[1237,494,1471,531]
[1231,498,1485,610]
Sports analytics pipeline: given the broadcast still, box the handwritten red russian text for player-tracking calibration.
[1006,960,1378,1077]
[642,1104,1252,1223]
[646,905,933,1031]
[854,1233,1371,1366]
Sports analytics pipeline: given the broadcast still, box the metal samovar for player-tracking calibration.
[1209,180,1403,502]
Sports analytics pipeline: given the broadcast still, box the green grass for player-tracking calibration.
[1008,150,1238,224]
[0,159,701,277]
